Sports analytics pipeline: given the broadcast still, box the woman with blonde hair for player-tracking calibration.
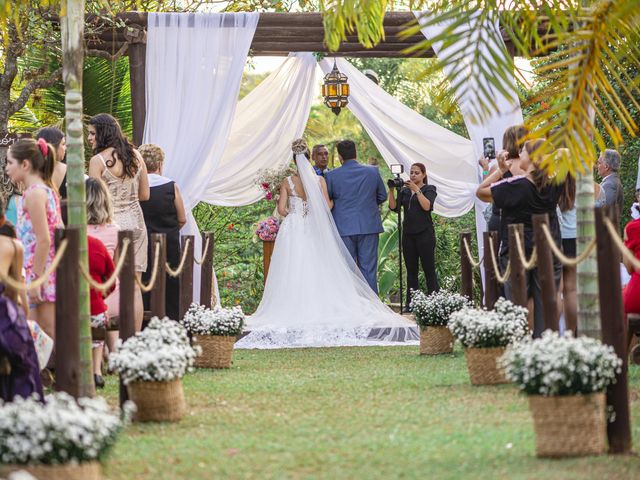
[85,178,120,362]
[139,144,186,321]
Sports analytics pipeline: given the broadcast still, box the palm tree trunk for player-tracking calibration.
[576,171,600,339]
[61,0,94,397]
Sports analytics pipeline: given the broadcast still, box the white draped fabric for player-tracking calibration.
[320,58,478,218]
[202,53,319,206]
[144,12,259,303]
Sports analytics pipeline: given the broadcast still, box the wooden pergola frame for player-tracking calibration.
[87,12,520,144]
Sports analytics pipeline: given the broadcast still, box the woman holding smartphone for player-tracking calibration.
[388,163,439,311]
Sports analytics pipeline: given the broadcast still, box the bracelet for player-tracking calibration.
[482,170,489,175]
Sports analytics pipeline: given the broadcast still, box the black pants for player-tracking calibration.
[403,229,440,307]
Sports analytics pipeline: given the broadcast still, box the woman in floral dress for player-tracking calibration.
[5,138,62,343]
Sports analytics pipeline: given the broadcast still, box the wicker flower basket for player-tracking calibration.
[0,461,101,480]
[193,334,236,369]
[464,347,508,385]
[127,378,186,422]
[529,393,607,457]
[419,326,454,355]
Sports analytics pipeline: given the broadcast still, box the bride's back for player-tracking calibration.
[285,175,307,202]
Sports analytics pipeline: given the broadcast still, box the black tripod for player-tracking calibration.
[395,187,404,314]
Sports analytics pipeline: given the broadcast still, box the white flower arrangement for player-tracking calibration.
[182,303,245,337]
[108,317,201,385]
[448,298,529,348]
[0,392,133,465]
[499,330,622,396]
[410,290,471,328]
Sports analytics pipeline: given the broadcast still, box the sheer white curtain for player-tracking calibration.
[144,12,259,304]
[202,53,319,206]
[319,58,478,218]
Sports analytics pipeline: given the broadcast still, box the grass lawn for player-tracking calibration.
[102,346,640,479]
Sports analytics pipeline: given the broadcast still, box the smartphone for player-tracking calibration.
[483,137,496,159]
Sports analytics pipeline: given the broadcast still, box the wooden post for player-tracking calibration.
[126,25,147,146]
[118,230,136,407]
[179,235,195,320]
[508,224,528,308]
[459,231,473,301]
[532,214,559,331]
[595,207,631,453]
[483,231,500,309]
[262,240,275,285]
[149,233,166,319]
[200,232,215,308]
[55,227,82,398]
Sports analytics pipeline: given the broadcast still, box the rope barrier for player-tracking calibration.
[604,217,640,271]
[78,239,131,293]
[540,223,596,267]
[513,230,538,270]
[166,237,192,278]
[194,236,211,266]
[461,237,483,269]
[0,239,69,292]
[488,236,511,284]
[134,241,162,293]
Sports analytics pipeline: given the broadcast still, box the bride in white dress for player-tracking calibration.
[236,140,418,349]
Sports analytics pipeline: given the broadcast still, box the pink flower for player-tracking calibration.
[266,192,273,201]
[262,182,270,189]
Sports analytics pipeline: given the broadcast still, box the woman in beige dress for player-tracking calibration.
[87,114,149,331]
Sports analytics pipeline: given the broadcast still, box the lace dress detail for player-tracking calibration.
[98,154,148,272]
[286,177,309,218]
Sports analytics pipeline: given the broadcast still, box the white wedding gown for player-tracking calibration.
[235,153,418,349]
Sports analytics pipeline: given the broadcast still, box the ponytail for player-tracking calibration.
[8,138,57,185]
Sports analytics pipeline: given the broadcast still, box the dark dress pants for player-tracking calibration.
[403,229,439,307]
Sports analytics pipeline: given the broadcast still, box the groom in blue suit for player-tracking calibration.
[326,140,387,293]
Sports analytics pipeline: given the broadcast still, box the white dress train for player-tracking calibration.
[235,155,418,349]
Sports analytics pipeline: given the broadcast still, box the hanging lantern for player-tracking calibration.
[322,60,349,115]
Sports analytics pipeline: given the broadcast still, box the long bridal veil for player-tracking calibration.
[235,149,418,349]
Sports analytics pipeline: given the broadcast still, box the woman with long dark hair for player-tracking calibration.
[87,113,149,331]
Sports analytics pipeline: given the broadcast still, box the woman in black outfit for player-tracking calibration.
[477,139,564,338]
[138,144,187,321]
[388,163,439,311]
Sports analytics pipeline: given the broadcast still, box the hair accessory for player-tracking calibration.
[37,138,49,157]
[291,138,309,155]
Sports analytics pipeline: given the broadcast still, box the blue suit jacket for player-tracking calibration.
[326,159,388,236]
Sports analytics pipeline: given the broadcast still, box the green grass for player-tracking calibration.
[102,347,640,480]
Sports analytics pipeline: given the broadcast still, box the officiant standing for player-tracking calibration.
[326,140,387,293]
[389,163,439,311]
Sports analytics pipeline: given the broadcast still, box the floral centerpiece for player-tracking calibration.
[255,164,294,202]
[255,216,280,242]
[500,331,622,457]
[0,392,133,480]
[410,290,470,355]
[448,298,529,385]
[183,303,245,369]
[109,317,200,422]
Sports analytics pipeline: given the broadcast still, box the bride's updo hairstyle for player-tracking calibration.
[291,138,310,160]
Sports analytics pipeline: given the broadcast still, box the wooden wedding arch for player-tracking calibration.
[85,11,521,145]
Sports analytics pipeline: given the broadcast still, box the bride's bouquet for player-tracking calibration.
[254,164,294,201]
[255,216,280,241]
